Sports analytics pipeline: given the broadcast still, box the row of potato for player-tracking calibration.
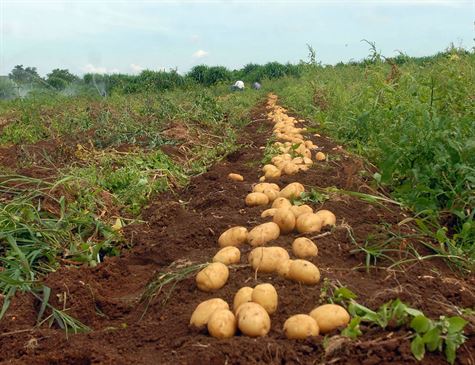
[189,94,350,340]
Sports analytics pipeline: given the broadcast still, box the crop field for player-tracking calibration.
[0,49,474,364]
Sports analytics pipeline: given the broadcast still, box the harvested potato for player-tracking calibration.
[273,208,296,234]
[303,157,313,165]
[316,152,326,161]
[245,192,269,207]
[315,209,336,227]
[207,309,237,339]
[233,287,254,313]
[295,213,322,233]
[213,246,241,265]
[262,188,280,202]
[272,197,292,210]
[283,314,319,339]
[196,262,229,292]
[261,208,277,218]
[190,298,229,328]
[228,173,244,182]
[259,176,266,182]
[252,283,278,315]
[292,237,318,258]
[247,222,280,246]
[253,182,280,193]
[309,304,350,333]
[288,259,321,285]
[218,226,248,247]
[280,182,305,199]
[276,259,293,278]
[236,302,271,337]
[290,204,313,218]
[282,162,300,175]
[248,246,290,273]
[264,165,281,180]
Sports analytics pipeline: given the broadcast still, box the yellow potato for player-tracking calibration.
[228,173,244,182]
[292,157,304,164]
[309,304,350,334]
[263,165,281,180]
[262,164,277,173]
[283,314,319,339]
[316,152,326,161]
[233,287,254,313]
[190,298,229,328]
[292,237,318,258]
[280,182,305,199]
[245,192,269,207]
[196,262,229,292]
[288,259,321,285]
[247,222,280,246]
[207,309,237,339]
[262,188,280,202]
[295,213,323,233]
[248,246,290,273]
[253,182,280,193]
[276,259,293,278]
[303,157,313,165]
[272,197,292,210]
[259,176,266,182]
[261,208,277,218]
[315,209,336,227]
[289,205,313,218]
[213,246,241,265]
[252,283,278,315]
[236,302,271,337]
[218,226,248,247]
[282,162,300,175]
[272,208,296,234]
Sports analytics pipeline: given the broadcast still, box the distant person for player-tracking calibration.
[231,80,245,91]
[252,82,261,90]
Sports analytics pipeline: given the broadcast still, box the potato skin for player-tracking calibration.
[273,208,296,234]
[288,259,321,285]
[309,304,350,334]
[218,226,248,247]
[213,246,241,265]
[233,287,254,313]
[276,259,293,278]
[316,152,326,161]
[228,173,244,182]
[315,209,336,227]
[262,188,280,202]
[280,182,305,199]
[295,213,322,233]
[236,302,271,337]
[292,237,318,258]
[253,183,280,193]
[282,162,300,175]
[264,165,281,180]
[245,192,269,207]
[190,298,229,328]
[252,283,278,315]
[272,197,292,210]
[261,208,277,218]
[289,204,313,218]
[207,309,237,339]
[247,222,280,246]
[196,262,229,292]
[283,314,319,339]
[248,247,290,273]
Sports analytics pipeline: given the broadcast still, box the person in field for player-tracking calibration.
[252,82,261,90]
[231,80,245,91]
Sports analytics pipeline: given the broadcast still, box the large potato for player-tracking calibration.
[196,262,229,292]
[233,287,254,313]
[190,298,229,328]
[247,222,280,246]
[261,208,277,218]
[272,208,296,234]
[292,237,318,258]
[295,213,322,233]
[272,197,292,210]
[252,283,278,315]
[263,165,281,180]
[248,247,290,273]
[228,173,244,182]
[309,304,350,333]
[213,246,241,265]
[315,209,336,227]
[207,309,237,339]
[236,302,271,337]
[253,182,280,193]
[245,192,269,207]
[288,259,321,285]
[262,188,280,202]
[280,182,305,199]
[283,314,319,339]
[218,226,248,247]
[290,204,313,218]
[276,259,293,279]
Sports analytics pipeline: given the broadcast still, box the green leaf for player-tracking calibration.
[411,315,431,333]
[445,338,457,364]
[411,335,426,361]
[404,307,424,317]
[422,327,442,352]
[446,316,468,334]
[333,287,358,301]
[36,286,51,324]
[341,317,362,339]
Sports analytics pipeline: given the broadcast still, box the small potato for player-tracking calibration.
[190,298,229,328]
[253,182,279,193]
[228,173,244,182]
[295,213,323,233]
[309,304,350,334]
[273,208,296,234]
[280,182,305,200]
[259,176,266,182]
[272,197,292,210]
[252,283,278,315]
[207,309,237,339]
[236,302,271,337]
[276,259,293,278]
[248,247,290,273]
[288,259,321,285]
[196,262,229,292]
[213,246,241,265]
[261,208,277,218]
[262,188,280,202]
[282,162,300,175]
[292,157,304,164]
[233,287,254,313]
[315,209,336,227]
[292,237,318,258]
[263,165,281,180]
[218,226,248,247]
[290,205,313,218]
[283,314,319,339]
[245,192,269,207]
[316,152,326,161]
[247,222,280,247]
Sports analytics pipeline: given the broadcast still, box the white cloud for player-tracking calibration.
[192,49,208,59]
[81,64,117,74]
[130,63,144,74]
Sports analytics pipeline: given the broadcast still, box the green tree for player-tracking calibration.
[8,65,41,85]
[46,69,79,90]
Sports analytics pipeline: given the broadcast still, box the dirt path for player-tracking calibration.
[0,98,473,365]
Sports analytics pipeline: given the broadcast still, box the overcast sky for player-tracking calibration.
[1,0,474,76]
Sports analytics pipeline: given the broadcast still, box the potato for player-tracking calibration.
[236,302,271,337]
[272,197,292,210]
[309,304,350,334]
[288,259,321,285]
[207,309,237,339]
[261,208,277,218]
[213,246,241,265]
[316,152,326,161]
[305,141,317,150]
[253,182,280,193]
[276,259,293,278]
[290,204,313,218]
[283,314,319,339]
[262,164,277,173]
[247,222,280,246]
[196,262,229,292]
[190,298,229,328]
[218,226,248,247]
[282,162,300,175]
[280,182,305,199]
[292,157,304,165]
[303,157,313,165]
[315,209,336,227]
[248,247,290,273]
[263,165,281,180]
[228,173,244,182]
[272,208,296,234]
[259,176,266,182]
[245,192,269,207]
[252,283,278,315]
[295,213,322,233]
[262,188,280,202]
[233,287,254,313]
[292,237,318,258]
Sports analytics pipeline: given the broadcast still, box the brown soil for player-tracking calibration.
[0,101,473,365]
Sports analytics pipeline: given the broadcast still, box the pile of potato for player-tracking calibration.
[190,94,349,340]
